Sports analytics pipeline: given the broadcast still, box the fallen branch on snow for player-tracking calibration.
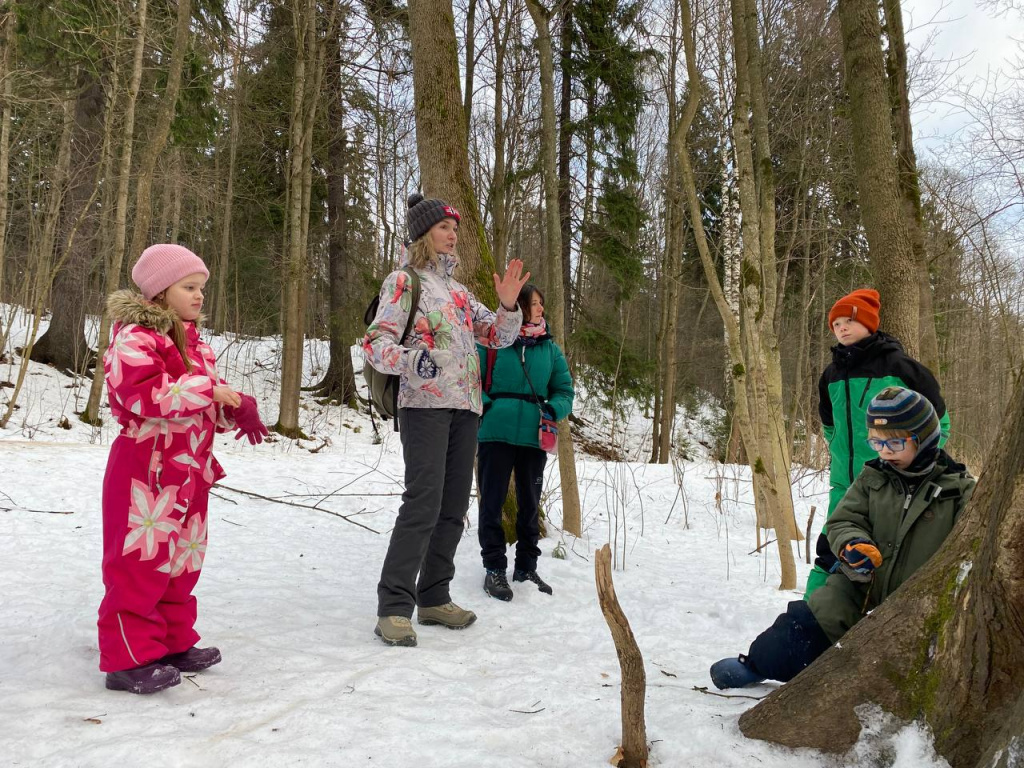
[215,483,380,534]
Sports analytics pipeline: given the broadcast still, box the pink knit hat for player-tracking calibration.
[132,244,209,300]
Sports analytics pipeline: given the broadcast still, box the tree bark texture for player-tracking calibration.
[739,373,1024,768]
[30,70,105,374]
[595,544,649,768]
[127,0,193,261]
[310,21,357,405]
[83,0,150,424]
[0,7,13,307]
[557,0,573,335]
[881,0,939,372]
[837,0,919,354]
[526,0,581,538]
[408,0,496,302]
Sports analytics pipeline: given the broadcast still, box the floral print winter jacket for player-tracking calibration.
[362,253,522,415]
[104,291,234,515]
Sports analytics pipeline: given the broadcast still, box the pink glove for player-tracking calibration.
[232,394,269,445]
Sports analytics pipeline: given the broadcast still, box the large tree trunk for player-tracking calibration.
[82,0,150,425]
[837,0,919,353]
[526,0,582,538]
[881,0,939,372]
[739,371,1024,768]
[30,70,106,374]
[408,0,496,301]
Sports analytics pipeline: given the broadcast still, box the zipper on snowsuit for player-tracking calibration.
[858,377,874,408]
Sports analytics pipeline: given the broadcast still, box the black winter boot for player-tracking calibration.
[513,569,552,595]
[484,569,513,601]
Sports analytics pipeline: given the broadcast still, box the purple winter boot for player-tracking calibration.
[158,646,222,672]
[105,662,181,694]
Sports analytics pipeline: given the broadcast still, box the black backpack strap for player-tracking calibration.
[394,267,421,431]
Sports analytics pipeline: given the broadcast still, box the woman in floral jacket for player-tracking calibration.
[98,244,267,694]
[363,193,527,647]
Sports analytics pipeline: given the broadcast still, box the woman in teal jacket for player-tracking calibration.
[476,284,574,601]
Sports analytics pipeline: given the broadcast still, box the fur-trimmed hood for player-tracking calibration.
[107,289,203,332]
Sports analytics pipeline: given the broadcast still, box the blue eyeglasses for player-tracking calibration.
[867,436,917,452]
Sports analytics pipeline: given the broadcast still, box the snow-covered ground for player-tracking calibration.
[0,306,949,767]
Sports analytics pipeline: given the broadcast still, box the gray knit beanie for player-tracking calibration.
[406,192,460,243]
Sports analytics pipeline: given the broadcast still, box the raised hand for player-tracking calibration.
[493,259,531,311]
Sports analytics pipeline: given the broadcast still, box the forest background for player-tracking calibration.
[0,0,1022,479]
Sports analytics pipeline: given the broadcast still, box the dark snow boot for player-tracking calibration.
[513,569,553,595]
[484,569,513,601]
[159,646,222,672]
[105,662,181,694]
[710,655,765,690]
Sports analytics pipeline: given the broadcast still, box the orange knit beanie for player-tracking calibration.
[828,288,881,334]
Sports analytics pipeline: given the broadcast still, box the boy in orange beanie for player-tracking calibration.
[804,288,950,597]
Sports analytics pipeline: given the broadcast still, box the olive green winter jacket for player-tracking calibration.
[807,452,975,644]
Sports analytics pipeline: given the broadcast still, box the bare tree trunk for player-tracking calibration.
[526,0,581,538]
[488,0,509,269]
[739,371,1024,768]
[837,0,919,353]
[881,0,939,372]
[462,0,476,137]
[83,0,150,425]
[656,1,683,465]
[595,544,649,768]
[408,0,495,300]
[277,0,338,437]
[308,16,356,405]
[214,10,245,332]
[0,6,13,309]
[127,0,193,262]
[676,0,797,589]
[557,0,573,336]
[29,69,106,374]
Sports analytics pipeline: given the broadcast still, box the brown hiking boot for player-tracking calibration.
[417,602,477,629]
[375,616,417,647]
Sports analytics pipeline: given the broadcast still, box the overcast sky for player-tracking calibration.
[902,0,1024,154]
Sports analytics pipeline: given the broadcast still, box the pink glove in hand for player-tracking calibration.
[232,394,269,445]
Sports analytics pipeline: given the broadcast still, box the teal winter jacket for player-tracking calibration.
[477,334,574,449]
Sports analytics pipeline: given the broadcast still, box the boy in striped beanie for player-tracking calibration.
[708,386,974,689]
[865,386,941,476]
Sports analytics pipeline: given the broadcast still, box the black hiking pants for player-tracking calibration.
[477,441,548,572]
[376,408,478,617]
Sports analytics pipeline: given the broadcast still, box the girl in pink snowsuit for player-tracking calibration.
[98,244,268,694]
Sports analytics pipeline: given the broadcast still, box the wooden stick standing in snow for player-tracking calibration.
[595,544,648,768]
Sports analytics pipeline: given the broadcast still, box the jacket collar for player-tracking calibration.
[830,331,902,368]
[107,289,202,334]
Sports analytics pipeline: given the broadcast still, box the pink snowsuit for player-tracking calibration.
[97,291,233,672]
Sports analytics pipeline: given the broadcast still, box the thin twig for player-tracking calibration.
[0,505,74,515]
[509,707,546,714]
[691,685,767,701]
[747,538,776,555]
[215,483,380,534]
